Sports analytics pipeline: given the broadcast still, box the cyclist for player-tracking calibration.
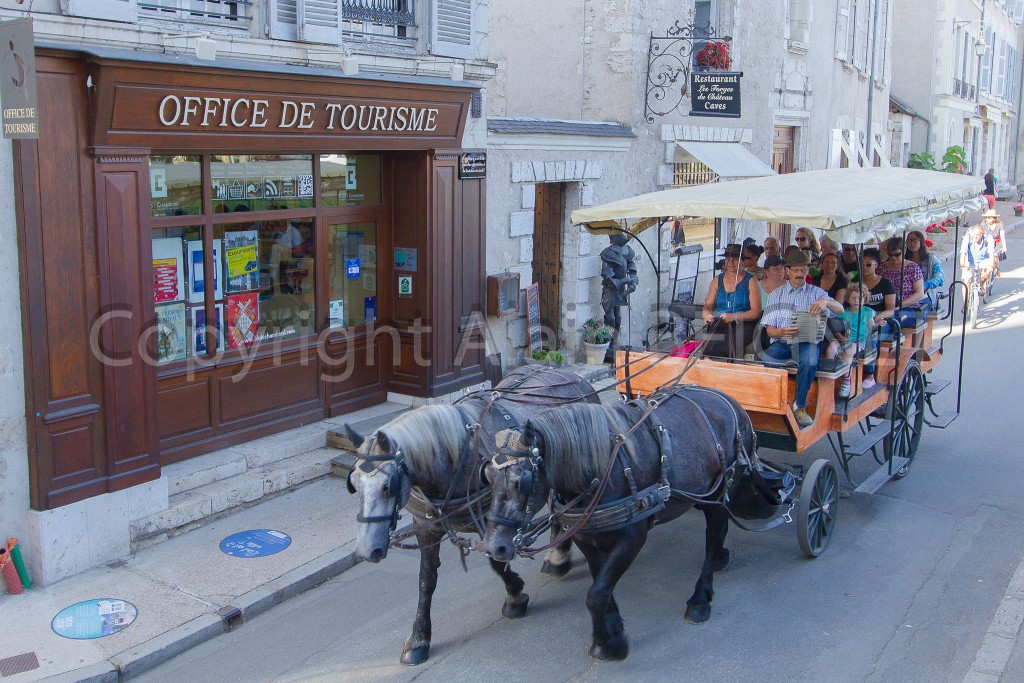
[981,209,1008,277]
[959,224,995,294]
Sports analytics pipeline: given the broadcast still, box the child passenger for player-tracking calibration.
[826,283,878,398]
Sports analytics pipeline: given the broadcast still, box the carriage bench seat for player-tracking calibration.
[782,358,851,380]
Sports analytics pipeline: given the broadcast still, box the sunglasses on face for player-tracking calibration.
[741,255,756,260]
[795,237,809,242]
[888,251,902,257]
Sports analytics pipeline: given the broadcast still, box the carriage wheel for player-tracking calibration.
[883,360,926,479]
[797,459,839,558]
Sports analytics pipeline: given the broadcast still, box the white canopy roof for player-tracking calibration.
[675,141,776,178]
[571,167,985,243]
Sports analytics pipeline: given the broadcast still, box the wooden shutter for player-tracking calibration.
[269,0,299,41]
[981,27,993,92]
[1015,0,1024,24]
[431,0,475,59]
[269,0,340,44]
[835,0,851,61]
[299,0,341,44]
[61,0,136,23]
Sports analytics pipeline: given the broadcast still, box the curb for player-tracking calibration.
[51,544,364,682]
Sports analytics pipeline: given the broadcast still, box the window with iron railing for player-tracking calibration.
[673,161,718,187]
[139,0,252,24]
[342,0,415,38]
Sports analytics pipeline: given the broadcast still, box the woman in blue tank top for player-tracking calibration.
[701,243,762,357]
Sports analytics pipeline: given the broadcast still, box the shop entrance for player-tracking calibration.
[532,183,566,348]
[771,125,796,245]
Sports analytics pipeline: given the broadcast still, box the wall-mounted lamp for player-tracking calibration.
[342,55,360,76]
[161,33,218,61]
[449,63,465,81]
[306,49,360,76]
[975,36,988,56]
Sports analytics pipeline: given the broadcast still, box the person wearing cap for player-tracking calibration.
[759,249,844,429]
[982,208,1007,277]
[702,243,762,358]
[839,242,860,278]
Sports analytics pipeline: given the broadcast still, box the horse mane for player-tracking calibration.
[528,403,637,494]
[367,404,468,474]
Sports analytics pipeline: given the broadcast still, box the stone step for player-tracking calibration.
[130,446,340,546]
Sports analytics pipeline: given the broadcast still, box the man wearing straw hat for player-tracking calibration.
[759,250,844,429]
[981,208,1007,277]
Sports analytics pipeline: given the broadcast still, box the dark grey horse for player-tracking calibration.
[482,387,753,661]
[347,365,598,665]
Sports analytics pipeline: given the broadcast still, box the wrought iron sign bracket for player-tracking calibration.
[644,20,731,123]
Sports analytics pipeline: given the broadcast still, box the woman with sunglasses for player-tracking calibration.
[905,230,944,310]
[742,243,766,280]
[877,237,928,326]
[856,248,896,322]
[702,243,762,357]
[793,227,821,262]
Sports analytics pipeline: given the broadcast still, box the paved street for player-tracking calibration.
[136,231,1023,683]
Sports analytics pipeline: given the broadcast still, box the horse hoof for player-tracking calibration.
[502,593,529,619]
[589,637,629,662]
[400,645,430,666]
[541,559,572,578]
[713,547,731,572]
[684,604,711,624]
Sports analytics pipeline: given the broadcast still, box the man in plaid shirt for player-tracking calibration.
[760,250,844,428]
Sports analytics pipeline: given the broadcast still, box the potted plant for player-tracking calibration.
[527,349,565,366]
[1014,203,1023,216]
[580,318,615,365]
[694,41,732,71]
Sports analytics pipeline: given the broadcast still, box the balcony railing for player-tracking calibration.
[952,77,976,100]
[342,0,413,25]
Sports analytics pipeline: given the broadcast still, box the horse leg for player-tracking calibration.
[401,524,444,666]
[489,558,530,619]
[684,505,730,624]
[580,529,646,662]
[541,534,574,577]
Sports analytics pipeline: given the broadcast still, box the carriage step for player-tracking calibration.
[925,412,958,428]
[843,422,892,457]
[854,457,910,495]
[924,379,951,396]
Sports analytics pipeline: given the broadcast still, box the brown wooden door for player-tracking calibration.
[770,125,796,245]
[533,183,565,348]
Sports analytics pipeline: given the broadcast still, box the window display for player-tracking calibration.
[210,154,314,212]
[150,156,202,218]
[321,154,381,207]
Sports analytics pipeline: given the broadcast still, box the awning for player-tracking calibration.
[675,141,776,179]
[572,167,985,244]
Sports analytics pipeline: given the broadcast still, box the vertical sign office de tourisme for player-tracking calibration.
[690,71,742,118]
[0,18,39,139]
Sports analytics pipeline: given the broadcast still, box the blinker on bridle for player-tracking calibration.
[487,446,543,534]
[350,442,410,532]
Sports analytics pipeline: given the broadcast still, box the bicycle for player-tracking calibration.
[963,266,985,330]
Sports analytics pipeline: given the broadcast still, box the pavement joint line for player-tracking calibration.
[964,550,1024,682]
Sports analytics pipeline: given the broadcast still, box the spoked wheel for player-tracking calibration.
[968,286,980,329]
[883,360,926,479]
[797,459,839,558]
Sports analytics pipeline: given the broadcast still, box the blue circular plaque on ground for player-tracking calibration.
[51,599,138,639]
[219,529,291,558]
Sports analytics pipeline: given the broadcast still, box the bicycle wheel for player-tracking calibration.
[969,286,980,329]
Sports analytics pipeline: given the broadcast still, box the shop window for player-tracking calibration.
[150,156,202,218]
[328,222,378,328]
[217,221,316,345]
[210,154,315,213]
[321,154,382,207]
[151,226,203,364]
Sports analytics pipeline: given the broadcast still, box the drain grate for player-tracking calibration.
[0,652,40,677]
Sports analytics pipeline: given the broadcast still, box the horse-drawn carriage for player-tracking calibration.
[347,167,983,664]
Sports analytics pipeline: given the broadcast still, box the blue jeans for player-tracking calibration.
[764,341,819,409]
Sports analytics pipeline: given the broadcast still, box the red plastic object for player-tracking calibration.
[0,555,24,595]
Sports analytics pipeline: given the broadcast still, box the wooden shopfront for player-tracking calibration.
[15,49,486,511]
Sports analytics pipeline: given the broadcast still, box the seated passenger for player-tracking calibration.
[826,284,879,397]
[878,237,929,326]
[905,230,944,311]
[702,243,762,357]
[811,252,848,303]
[759,250,843,429]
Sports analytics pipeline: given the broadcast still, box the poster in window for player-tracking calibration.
[224,230,259,292]
[152,237,185,303]
[226,292,259,349]
[155,302,186,363]
[187,239,223,304]
[191,304,224,356]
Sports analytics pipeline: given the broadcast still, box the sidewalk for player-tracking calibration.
[0,365,614,683]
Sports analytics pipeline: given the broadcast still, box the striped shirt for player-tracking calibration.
[762,281,836,329]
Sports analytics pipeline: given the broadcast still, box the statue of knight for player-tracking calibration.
[600,233,639,349]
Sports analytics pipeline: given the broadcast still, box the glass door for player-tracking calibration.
[327,222,379,329]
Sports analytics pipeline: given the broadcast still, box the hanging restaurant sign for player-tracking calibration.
[689,72,742,118]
